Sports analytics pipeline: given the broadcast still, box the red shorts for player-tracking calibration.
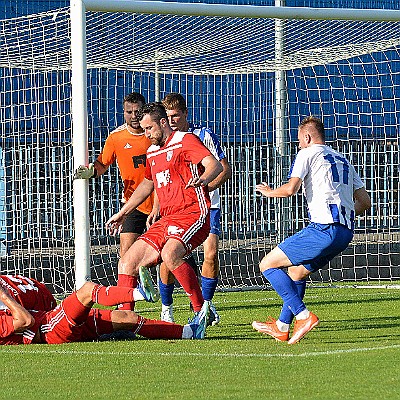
[41,293,114,344]
[139,211,210,261]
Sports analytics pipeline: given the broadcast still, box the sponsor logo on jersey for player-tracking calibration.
[167,225,184,236]
[155,169,171,188]
[166,150,173,161]
[124,143,132,149]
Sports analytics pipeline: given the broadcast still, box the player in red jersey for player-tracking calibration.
[106,102,223,316]
[0,275,56,312]
[0,272,209,345]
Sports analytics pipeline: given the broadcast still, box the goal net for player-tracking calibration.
[1,5,399,294]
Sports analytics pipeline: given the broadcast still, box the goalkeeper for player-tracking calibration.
[253,116,371,344]
[74,92,157,305]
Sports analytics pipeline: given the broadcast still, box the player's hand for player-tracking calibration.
[185,177,208,189]
[105,213,126,236]
[74,163,96,179]
[255,182,273,197]
[146,210,159,229]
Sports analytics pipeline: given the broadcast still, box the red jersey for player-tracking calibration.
[145,131,212,216]
[0,309,45,345]
[0,275,56,312]
[96,123,154,214]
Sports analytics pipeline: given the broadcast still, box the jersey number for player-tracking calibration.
[6,275,39,293]
[323,154,349,184]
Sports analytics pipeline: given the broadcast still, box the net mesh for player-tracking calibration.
[1,8,399,293]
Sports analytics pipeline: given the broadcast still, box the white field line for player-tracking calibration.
[1,344,400,358]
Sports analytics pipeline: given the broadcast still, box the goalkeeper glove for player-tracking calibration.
[74,163,97,179]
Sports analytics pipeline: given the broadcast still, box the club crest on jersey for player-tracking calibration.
[166,150,174,161]
[167,225,184,236]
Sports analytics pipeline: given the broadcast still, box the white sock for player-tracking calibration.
[133,288,145,301]
[295,309,310,320]
[182,324,193,339]
[162,303,173,312]
[276,320,290,332]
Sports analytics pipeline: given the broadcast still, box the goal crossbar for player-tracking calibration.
[82,0,400,22]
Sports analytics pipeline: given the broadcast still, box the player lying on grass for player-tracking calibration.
[0,268,209,345]
[253,116,371,344]
[0,274,57,312]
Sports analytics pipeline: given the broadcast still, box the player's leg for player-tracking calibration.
[119,232,141,257]
[159,262,176,322]
[75,281,136,308]
[161,238,204,313]
[119,210,158,304]
[159,255,199,322]
[254,224,352,343]
[271,265,310,337]
[90,309,209,340]
[252,246,309,341]
[201,233,220,325]
[117,238,159,310]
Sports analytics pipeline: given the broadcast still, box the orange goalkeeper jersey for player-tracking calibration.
[96,123,154,215]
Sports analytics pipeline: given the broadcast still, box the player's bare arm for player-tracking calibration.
[207,157,232,192]
[0,286,35,333]
[146,191,160,229]
[256,177,302,198]
[106,178,154,235]
[354,187,371,216]
[185,155,223,189]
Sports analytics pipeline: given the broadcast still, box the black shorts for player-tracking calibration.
[121,208,148,235]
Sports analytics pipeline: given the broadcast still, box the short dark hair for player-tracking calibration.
[123,92,146,106]
[137,102,168,122]
[162,93,187,112]
[299,116,325,140]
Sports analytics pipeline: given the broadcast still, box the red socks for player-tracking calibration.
[171,262,204,312]
[133,316,183,339]
[91,284,135,307]
[116,274,137,311]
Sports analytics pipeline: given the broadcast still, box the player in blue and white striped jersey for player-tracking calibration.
[150,93,231,325]
[253,116,371,344]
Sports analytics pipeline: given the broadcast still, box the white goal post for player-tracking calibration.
[1,1,400,294]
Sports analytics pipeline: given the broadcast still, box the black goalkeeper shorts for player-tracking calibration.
[121,208,148,235]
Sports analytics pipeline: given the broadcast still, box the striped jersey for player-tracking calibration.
[188,123,226,209]
[145,131,212,217]
[288,144,364,230]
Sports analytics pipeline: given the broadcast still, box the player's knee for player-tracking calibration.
[112,310,138,325]
[288,266,310,281]
[76,282,96,304]
[118,257,137,276]
[259,253,278,272]
[160,250,177,269]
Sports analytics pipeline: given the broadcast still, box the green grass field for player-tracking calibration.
[1,287,399,400]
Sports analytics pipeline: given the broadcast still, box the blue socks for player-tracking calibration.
[262,269,306,316]
[160,276,218,305]
[159,281,174,306]
[279,279,306,324]
[201,276,218,301]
